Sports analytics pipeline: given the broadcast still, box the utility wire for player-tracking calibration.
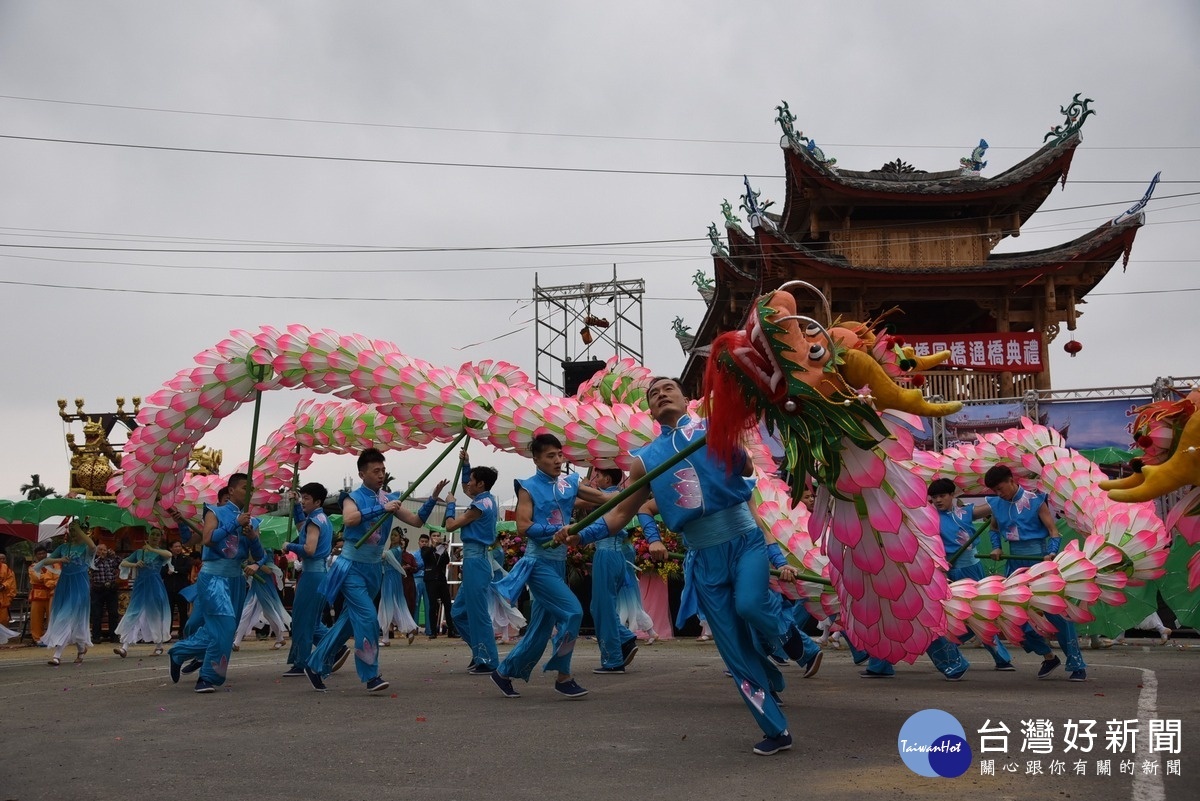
[0,132,1194,184]
[2,92,1197,151]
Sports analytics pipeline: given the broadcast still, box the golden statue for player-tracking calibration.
[189,445,224,476]
[66,419,122,498]
[58,397,138,500]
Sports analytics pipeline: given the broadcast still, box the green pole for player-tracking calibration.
[354,432,468,548]
[947,521,989,566]
[664,550,829,586]
[285,443,301,543]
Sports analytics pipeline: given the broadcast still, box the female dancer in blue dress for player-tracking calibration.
[42,521,97,666]
[233,550,291,650]
[113,529,173,658]
[378,529,419,646]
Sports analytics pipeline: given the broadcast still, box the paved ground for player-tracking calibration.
[0,636,1195,801]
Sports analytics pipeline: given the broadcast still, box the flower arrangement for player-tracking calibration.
[630,520,684,581]
[497,531,525,570]
[565,542,595,586]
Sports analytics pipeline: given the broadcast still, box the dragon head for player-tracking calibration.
[1100,390,1200,503]
[703,287,963,498]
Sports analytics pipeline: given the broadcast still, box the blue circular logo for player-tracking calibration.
[897,709,972,778]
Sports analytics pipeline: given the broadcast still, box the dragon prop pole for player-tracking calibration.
[243,360,268,515]
[664,550,830,587]
[444,439,469,531]
[947,522,989,566]
[354,431,467,548]
[285,443,301,544]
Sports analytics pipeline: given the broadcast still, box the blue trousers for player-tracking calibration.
[948,563,1012,667]
[864,637,971,677]
[414,576,432,636]
[451,554,499,670]
[170,572,246,686]
[308,561,383,683]
[1006,558,1086,671]
[497,559,581,681]
[591,547,636,669]
[692,530,789,739]
[287,567,330,669]
[767,599,820,665]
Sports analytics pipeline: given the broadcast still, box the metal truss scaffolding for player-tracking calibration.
[533,266,645,396]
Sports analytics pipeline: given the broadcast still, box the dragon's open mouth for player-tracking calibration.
[728,307,788,401]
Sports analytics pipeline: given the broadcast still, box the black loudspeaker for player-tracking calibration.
[562,359,607,396]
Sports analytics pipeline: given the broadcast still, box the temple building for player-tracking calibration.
[680,95,1157,401]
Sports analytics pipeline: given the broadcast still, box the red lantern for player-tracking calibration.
[910,374,926,388]
[1064,339,1082,357]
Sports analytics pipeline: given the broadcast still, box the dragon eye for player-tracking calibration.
[805,323,822,337]
[808,344,826,361]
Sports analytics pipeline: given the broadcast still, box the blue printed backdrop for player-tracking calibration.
[1041,398,1151,451]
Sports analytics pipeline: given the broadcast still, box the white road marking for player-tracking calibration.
[1089,663,1165,801]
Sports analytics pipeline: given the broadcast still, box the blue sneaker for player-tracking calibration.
[366,677,389,693]
[181,659,202,675]
[304,666,328,692]
[331,645,351,673]
[994,662,1016,672]
[1037,655,1062,679]
[169,657,182,684]
[620,638,639,667]
[193,679,216,693]
[800,650,823,678]
[490,670,521,698]
[768,653,788,666]
[945,666,968,682]
[753,729,793,756]
[592,665,626,674]
[554,678,589,698]
[1068,669,1087,682]
[860,670,894,679]
[467,664,495,675]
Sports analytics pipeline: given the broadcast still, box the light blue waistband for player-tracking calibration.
[1008,539,1046,558]
[594,537,625,552]
[302,558,328,573]
[200,559,244,578]
[682,504,754,550]
[462,542,489,558]
[525,539,566,562]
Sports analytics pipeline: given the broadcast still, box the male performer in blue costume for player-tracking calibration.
[928,478,1014,670]
[985,464,1087,682]
[580,468,641,675]
[281,482,333,678]
[490,433,612,700]
[167,472,264,693]
[561,377,810,755]
[443,447,502,674]
[305,447,447,693]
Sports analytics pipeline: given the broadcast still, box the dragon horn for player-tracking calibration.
[776,280,832,326]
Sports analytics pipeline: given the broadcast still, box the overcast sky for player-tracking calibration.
[1,1,1197,504]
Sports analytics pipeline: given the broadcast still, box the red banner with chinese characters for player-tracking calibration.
[901,333,1043,373]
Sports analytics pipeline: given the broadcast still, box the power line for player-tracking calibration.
[1,192,1196,256]
[2,272,1195,304]
[0,132,1195,184]
[3,92,1198,151]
